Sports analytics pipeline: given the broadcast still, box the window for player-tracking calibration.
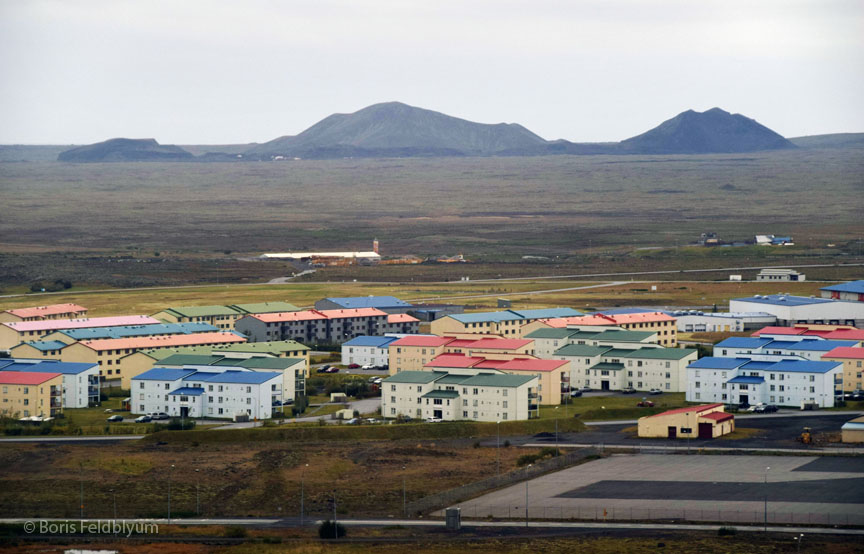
[391,396,396,403]
[463,411,468,417]
[473,411,478,419]
[502,389,508,397]
[665,372,671,379]
[164,383,169,390]
[695,392,701,399]
[502,413,508,420]
[809,375,815,382]
[810,386,815,393]
[695,382,701,389]
[417,398,422,404]
[208,385,213,391]
[779,385,785,392]
[247,386,252,393]
[721,394,727,400]
[779,396,784,404]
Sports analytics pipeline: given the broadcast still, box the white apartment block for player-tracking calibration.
[340,335,398,367]
[686,357,841,408]
[713,337,859,362]
[381,370,537,422]
[554,344,696,392]
[131,367,283,419]
[525,327,658,358]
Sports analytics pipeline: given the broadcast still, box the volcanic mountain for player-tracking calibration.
[618,107,796,154]
[58,138,194,162]
[244,101,548,159]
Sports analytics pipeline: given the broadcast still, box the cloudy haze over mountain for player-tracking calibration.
[1,0,862,144]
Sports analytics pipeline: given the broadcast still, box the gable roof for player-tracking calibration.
[387,313,419,324]
[383,371,445,384]
[324,296,411,309]
[497,358,569,372]
[458,372,536,388]
[229,302,299,314]
[80,331,245,351]
[823,347,864,359]
[622,348,696,360]
[4,303,87,319]
[647,403,723,418]
[820,280,864,294]
[734,295,834,307]
[554,344,612,357]
[3,315,160,333]
[13,340,70,352]
[716,337,773,349]
[0,370,62,385]
[0,360,97,375]
[342,335,400,348]
[132,368,198,381]
[461,338,533,350]
[425,354,486,368]
[192,370,281,384]
[390,335,454,347]
[688,357,749,369]
[158,305,242,318]
[524,328,578,339]
[54,322,219,341]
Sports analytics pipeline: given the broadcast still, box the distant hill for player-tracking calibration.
[619,108,796,154]
[245,101,547,159]
[58,138,194,162]
[789,133,864,149]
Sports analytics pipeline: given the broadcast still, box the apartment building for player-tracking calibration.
[523,312,678,346]
[341,336,399,367]
[713,336,859,361]
[430,308,582,337]
[152,306,244,330]
[235,308,388,345]
[0,359,99,408]
[822,347,864,393]
[28,332,247,383]
[315,296,413,314]
[0,303,87,323]
[381,370,538,422]
[686,357,842,408]
[0,315,161,350]
[380,313,420,335]
[41,322,220,344]
[525,327,659,358]
[118,339,310,388]
[558,345,697,392]
[0,371,63,418]
[388,335,456,373]
[131,367,283,420]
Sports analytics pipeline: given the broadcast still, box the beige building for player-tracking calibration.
[119,340,310,388]
[430,308,582,337]
[822,347,864,392]
[0,303,88,323]
[388,336,456,374]
[841,415,864,443]
[637,403,734,439]
[0,371,64,418]
[0,315,161,350]
[29,332,247,384]
[381,370,538,422]
[523,312,678,347]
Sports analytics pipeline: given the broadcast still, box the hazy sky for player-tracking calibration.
[1,0,862,144]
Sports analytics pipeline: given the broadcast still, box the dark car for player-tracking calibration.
[621,387,637,394]
[316,366,329,373]
[637,400,655,407]
[106,415,124,422]
[134,415,152,423]
[570,390,583,398]
[755,404,779,413]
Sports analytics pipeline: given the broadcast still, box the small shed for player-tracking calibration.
[330,392,348,402]
[638,403,735,439]
[334,408,354,420]
[841,415,864,443]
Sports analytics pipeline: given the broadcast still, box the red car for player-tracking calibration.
[637,400,655,408]
[347,363,360,369]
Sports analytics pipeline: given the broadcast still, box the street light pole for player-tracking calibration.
[301,463,308,526]
[525,466,531,528]
[764,466,770,532]
[195,469,200,516]
[79,464,84,519]
[402,465,407,518]
[496,420,501,476]
[168,464,175,524]
[555,406,559,453]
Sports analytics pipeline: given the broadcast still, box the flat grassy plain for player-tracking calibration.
[0,278,839,316]
[1,148,863,288]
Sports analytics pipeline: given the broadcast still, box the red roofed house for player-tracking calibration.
[443,337,535,359]
[0,370,64,417]
[637,403,734,439]
[823,347,864,392]
[381,313,420,334]
[0,303,88,323]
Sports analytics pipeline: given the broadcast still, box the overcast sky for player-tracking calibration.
[1,0,862,144]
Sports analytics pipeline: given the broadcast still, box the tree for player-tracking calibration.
[318,520,346,539]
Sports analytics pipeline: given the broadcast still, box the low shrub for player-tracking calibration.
[318,520,346,539]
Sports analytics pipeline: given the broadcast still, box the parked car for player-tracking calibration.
[326,367,339,373]
[621,387,637,394]
[746,403,764,413]
[316,367,328,373]
[106,415,123,422]
[346,418,361,425]
[580,386,592,392]
[361,364,375,370]
[148,412,170,420]
[134,415,152,423]
[648,389,662,395]
[636,400,655,407]
[365,418,380,424]
[426,417,443,423]
[347,363,360,369]
[754,404,778,413]
[570,390,583,398]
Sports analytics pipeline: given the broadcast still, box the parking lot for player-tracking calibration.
[445,454,864,525]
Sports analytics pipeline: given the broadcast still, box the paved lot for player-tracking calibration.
[447,454,864,525]
[519,414,862,451]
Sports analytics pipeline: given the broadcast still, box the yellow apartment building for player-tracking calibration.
[823,347,864,392]
[0,371,64,418]
[0,303,88,323]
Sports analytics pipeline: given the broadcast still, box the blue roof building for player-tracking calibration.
[821,280,864,302]
[342,335,400,348]
[315,296,412,313]
[1,358,100,408]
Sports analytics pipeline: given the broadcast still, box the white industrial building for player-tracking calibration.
[686,357,842,408]
[131,367,282,419]
[381,370,537,422]
[713,336,859,361]
[821,281,864,303]
[670,311,777,333]
[729,294,864,327]
[341,335,399,367]
[0,359,100,408]
[756,268,805,282]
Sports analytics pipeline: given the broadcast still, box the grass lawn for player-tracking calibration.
[64,397,129,427]
[540,392,689,421]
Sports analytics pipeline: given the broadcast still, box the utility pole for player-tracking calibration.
[168,464,175,524]
[496,420,501,475]
[764,466,770,532]
[79,464,84,519]
[195,469,200,516]
[402,465,407,518]
[300,463,308,526]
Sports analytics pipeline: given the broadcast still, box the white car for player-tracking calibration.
[361,364,375,370]
[426,417,443,423]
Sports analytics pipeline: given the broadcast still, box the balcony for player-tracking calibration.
[51,398,62,408]
[50,387,62,397]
